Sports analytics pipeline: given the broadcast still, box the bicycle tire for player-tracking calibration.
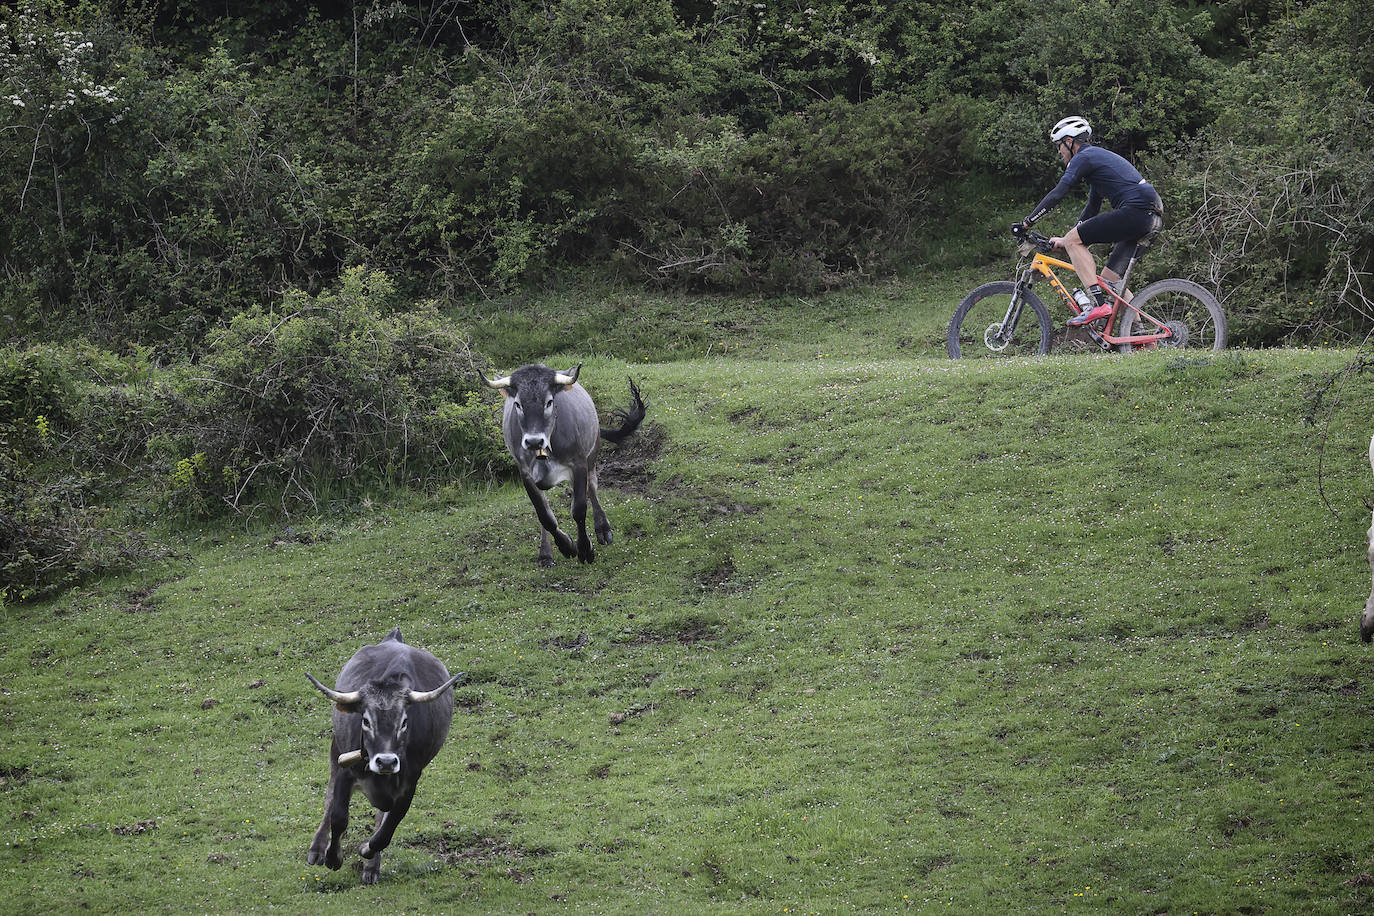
[947,281,1052,359]
[1118,278,1227,352]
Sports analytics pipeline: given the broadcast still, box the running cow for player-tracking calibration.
[481,363,646,566]
[305,628,464,884]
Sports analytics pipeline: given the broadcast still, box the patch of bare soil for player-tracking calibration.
[694,555,751,595]
[597,421,666,496]
[541,632,590,653]
[402,830,545,880]
[633,613,720,645]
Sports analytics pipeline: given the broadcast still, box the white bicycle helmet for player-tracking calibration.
[1050,116,1092,142]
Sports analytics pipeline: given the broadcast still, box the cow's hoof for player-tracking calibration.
[361,868,380,885]
[538,555,555,568]
[308,847,342,870]
[596,529,612,546]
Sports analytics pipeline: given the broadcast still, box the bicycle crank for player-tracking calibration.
[1086,327,1114,351]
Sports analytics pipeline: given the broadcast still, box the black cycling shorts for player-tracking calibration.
[1079,205,1163,277]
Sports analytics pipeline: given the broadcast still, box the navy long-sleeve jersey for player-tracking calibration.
[1026,146,1158,226]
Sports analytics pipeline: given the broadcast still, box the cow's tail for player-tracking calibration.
[600,378,646,444]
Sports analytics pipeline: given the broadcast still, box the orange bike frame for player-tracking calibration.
[1024,252,1173,347]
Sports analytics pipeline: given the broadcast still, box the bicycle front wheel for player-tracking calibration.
[1121,278,1228,352]
[947,281,1052,359]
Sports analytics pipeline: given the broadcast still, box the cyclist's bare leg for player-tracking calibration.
[1054,227,1102,296]
[1100,267,1132,302]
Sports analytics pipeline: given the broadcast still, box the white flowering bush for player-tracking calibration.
[0,1,127,203]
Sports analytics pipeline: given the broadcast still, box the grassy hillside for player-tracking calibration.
[4,335,1374,912]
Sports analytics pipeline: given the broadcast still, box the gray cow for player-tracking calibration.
[1363,434,1374,642]
[305,628,464,884]
[482,363,646,566]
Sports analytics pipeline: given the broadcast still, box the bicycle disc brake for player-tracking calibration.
[983,323,1011,352]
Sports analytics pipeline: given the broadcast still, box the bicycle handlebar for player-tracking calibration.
[1010,224,1057,254]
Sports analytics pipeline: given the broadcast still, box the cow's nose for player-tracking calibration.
[523,435,549,456]
[371,754,399,774]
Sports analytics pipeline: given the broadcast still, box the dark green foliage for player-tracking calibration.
[153,268,504,516]
[1146,0,1374,342]
[1,0,1370,351]
[0,342,156,601]
[622,95,968,289]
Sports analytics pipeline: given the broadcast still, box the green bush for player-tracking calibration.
[0,345,81,430]
[1145,0,1374,343]
[0,341,157,603]
[619,94,968,289]
[0,341,149,441]
[156,268,503,516]
[0,453,150,603]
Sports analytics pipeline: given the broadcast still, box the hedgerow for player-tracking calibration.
[1,0,1369,350]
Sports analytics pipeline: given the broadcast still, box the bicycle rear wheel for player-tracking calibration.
[947,281,1052,359]
[1118,278,1227,352]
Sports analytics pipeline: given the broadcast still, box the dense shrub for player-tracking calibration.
[0,341,150,445]
[0,288,505,599]
[0,342,157,602]
[1146,0,1374,343]
[154,268,504,516]
[0,454,151,603]
[621,94,968,288]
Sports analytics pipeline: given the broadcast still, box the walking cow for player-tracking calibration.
[481,363,646,566]
[305,628,464,884]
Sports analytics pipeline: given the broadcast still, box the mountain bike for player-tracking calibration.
[946,226,1227,359]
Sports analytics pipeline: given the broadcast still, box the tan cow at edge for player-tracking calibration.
[1363,434,1374,642]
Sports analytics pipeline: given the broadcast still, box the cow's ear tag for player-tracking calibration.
[500,387,513,399]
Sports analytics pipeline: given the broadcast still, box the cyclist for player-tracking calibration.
[1018,116,1163,326]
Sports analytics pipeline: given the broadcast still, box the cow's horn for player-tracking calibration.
[305,672,362,706]
[478,369,512,390]
[408,672,466,704]
[553,364,581,387]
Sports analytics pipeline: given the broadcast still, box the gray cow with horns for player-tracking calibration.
[305,628,464,884]
[482,363,646,566]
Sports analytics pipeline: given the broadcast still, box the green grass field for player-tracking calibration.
[4,273,1374,914]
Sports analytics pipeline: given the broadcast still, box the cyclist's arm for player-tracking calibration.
[1024,158,1085,226]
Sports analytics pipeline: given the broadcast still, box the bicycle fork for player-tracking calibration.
[989,278,1032,348]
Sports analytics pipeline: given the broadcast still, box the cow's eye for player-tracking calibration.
[362,713,374,733]
[399,715,409,733]
[544,397,554,410]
